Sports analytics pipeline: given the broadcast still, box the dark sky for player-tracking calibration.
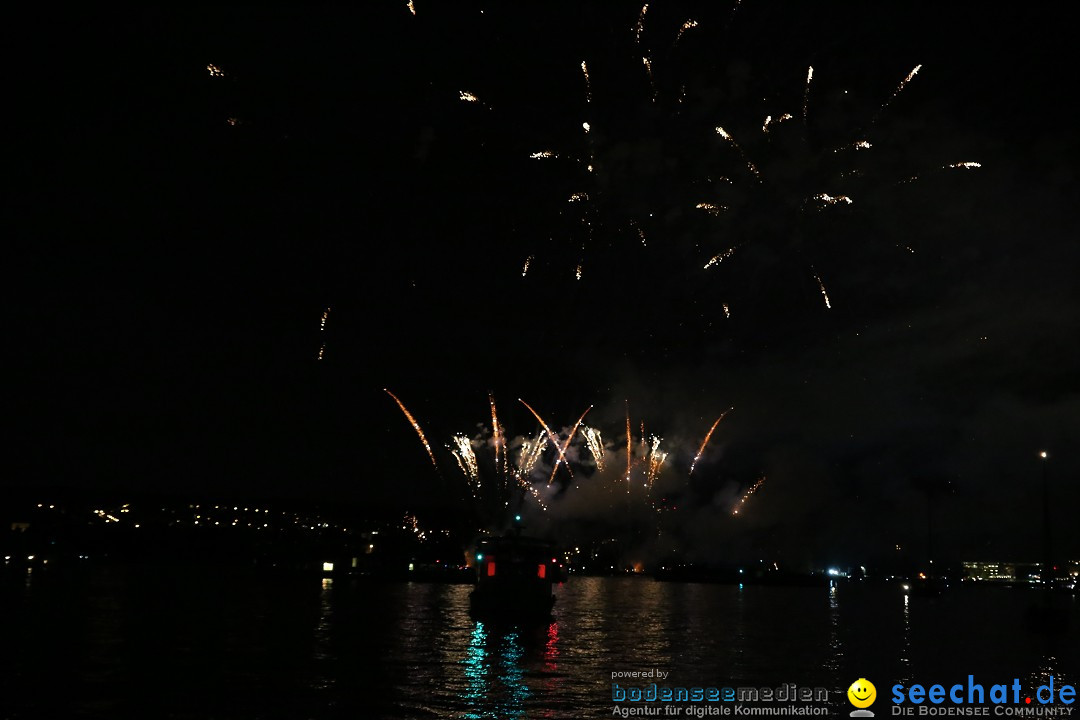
[10,3,1079,563]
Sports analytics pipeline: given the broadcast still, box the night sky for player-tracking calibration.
[11,3,1079,564]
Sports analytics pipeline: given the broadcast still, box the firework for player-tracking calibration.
[459,90,481,103]
[732,476,766,516]
[645,436,668,488]
[516,430,547,481]
[319,306,330,331]
[803,66,813,120]
[581,61,592,103]
[581,426,605,470]
[675,19,699,45]
[689,410,731,476]
[384,389,438,470]
[813,272,832,309]
[704,246,737,270]
[519,399,574,476]
[406,0,416,15]
[696,202,726,217]
[548,405,593,485]
[873,64,922,124]
[317,343,326,360]
[207,63,225,78]
[762,113,794,134]
[625,402,633,491]
[522,255,533,277]
[529,151,557,159]
[715,126,762,180]
[450,434,480,486]
[489,394,504,480]
[633,4,648,44]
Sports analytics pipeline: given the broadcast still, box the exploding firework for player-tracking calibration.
[582,426,605,470]
[450,434,479,486]
[547,405,592,484]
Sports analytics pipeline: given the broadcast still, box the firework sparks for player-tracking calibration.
[803,66,813,120]
[813,272,832,309]
[385,389,438,470]
[582,426,605,471]
[207,63,225,78]
[947,161,982,169]
[548,405,592,485]
[516,431,547,481]
[319,306,330,331]
[519,399,574,477]
[696,202,726,217]
[715,126,762,180]
[568,192,589,202]
[317,343,326,360]
[732,476,766,515]
[722,303,731,319]
[690,410,731,476]
[581,61,592,103]
[675,19,699,45]
[406,0,416,15]
[704,246,737,270]
[522,255,533,277]
[645,436,668,488]
[450,434,480,486]
[489,393,504,480]
[575,263,583,281]
[642,56,657,100]
[874,64,922,123]
[762,113,794,134]
[633,4,648,44]
[625,402,633,492]
[810,193,853,207]
[529,151,558,159]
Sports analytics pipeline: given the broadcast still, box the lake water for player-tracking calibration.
[2,566,1077,719]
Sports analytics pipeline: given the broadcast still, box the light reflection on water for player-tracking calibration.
[1,568,1077,719]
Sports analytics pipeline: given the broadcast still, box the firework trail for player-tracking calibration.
[715,126,762,180]
[625,402,633,492]
[317,343,326,361]
[489,393,504,481]
[813,271,832,309]
[548,405,593,485]
[406,0,416,16]
[581,61,592,103]
[633,4,648,44]
[872,64,922,125]
[674,19,699,46]
[703,246,737,269]
[319,306,330,331]
[696,202,726,217]
[689,409,732,476]
[803,66,813,120]
[522,255,533,277]
[384,389,438,470]
[732,476,766,515]
[762,113,794,134]
[519,398,574,477]
[582,426,605,470]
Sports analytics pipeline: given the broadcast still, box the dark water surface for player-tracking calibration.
[3,566,1077,719]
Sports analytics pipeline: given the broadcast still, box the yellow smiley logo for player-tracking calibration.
[848,678,877,708]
